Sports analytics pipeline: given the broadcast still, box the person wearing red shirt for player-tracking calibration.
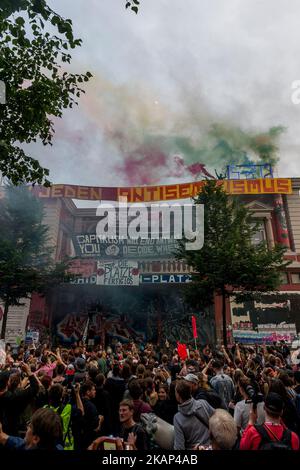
[240,392,299,450]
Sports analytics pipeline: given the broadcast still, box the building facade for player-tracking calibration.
[22,177,300,347]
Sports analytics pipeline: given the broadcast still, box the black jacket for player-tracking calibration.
[0,375,39,434]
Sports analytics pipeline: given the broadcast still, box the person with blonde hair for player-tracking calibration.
[208,409,238,450]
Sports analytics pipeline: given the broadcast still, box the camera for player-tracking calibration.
[245,384,264,408]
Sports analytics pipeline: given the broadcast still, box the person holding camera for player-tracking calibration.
[35,349,66,379]
[240,393,299,450]
[234,376,265,434]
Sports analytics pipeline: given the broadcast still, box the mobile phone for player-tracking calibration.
[103,441,117,450]
[102,436,122,450]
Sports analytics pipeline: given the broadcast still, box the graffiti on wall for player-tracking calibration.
[56,312,144,344]
[230,293,300,343]
[52,285,216,346]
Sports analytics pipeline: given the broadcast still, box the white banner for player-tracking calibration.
[97,260,139,286]
[0,340,6,366]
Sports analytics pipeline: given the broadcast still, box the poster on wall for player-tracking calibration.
[0,340,6,366]
[97,260,140,286]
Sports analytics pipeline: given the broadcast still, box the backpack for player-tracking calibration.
[255,424,293,450]
[44,403,74,450]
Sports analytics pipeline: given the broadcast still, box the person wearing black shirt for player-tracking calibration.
[80,381,103,449]
[93,373,112,435]
[119,399,148,450]
[0,363,39,435]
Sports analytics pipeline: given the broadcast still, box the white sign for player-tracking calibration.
[97,260,139,286]
[0,340,6,366]
[0,300,30,345]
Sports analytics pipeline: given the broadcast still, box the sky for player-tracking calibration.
[31,0,300,188]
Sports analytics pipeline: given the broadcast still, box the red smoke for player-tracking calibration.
[115,142,215,185]
[115,145,168,185]
[186,163,215,179]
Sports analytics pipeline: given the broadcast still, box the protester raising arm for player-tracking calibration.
[201,359,213,377]
[74,383,84,416]
[52,349,68,368]
[235,344,242,363]
[15,362,39,400]
[221,345,234,367]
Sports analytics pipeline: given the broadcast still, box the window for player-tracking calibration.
[251,220,266,245]
[291,273,300,284]
[279,272,288,284]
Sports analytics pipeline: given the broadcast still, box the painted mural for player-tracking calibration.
[52,285,215,347]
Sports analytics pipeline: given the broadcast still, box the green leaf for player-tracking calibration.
[15,16,25,26]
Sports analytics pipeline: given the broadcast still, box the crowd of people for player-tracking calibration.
[0,338,300,451]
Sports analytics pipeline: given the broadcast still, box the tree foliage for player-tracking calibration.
[0,0,92,185]
[0,185,73,339]
[125,0,141,14]
[177,180,290,345]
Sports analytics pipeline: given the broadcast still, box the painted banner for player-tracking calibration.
[233,322,297,344]
[0,178,290,202]
[97,260,140,286]
[0,300,30,345]
[70,273,191,285]
[141,274,192,283]
[233,329,296,344]
[0,340,6,366]
[72,235,177,259]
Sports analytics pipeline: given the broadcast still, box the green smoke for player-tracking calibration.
[143,124,286,173]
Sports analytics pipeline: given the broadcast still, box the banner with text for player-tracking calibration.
[97,260,140,286]
[72,235,177,259]
[0,178,290,202]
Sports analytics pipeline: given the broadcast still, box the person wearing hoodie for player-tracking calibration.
[173,379,215,450]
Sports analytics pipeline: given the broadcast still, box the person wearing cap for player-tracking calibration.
[240,393,300,450]
[183,373,199,396]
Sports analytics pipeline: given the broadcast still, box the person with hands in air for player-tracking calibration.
[0,361,40,436]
